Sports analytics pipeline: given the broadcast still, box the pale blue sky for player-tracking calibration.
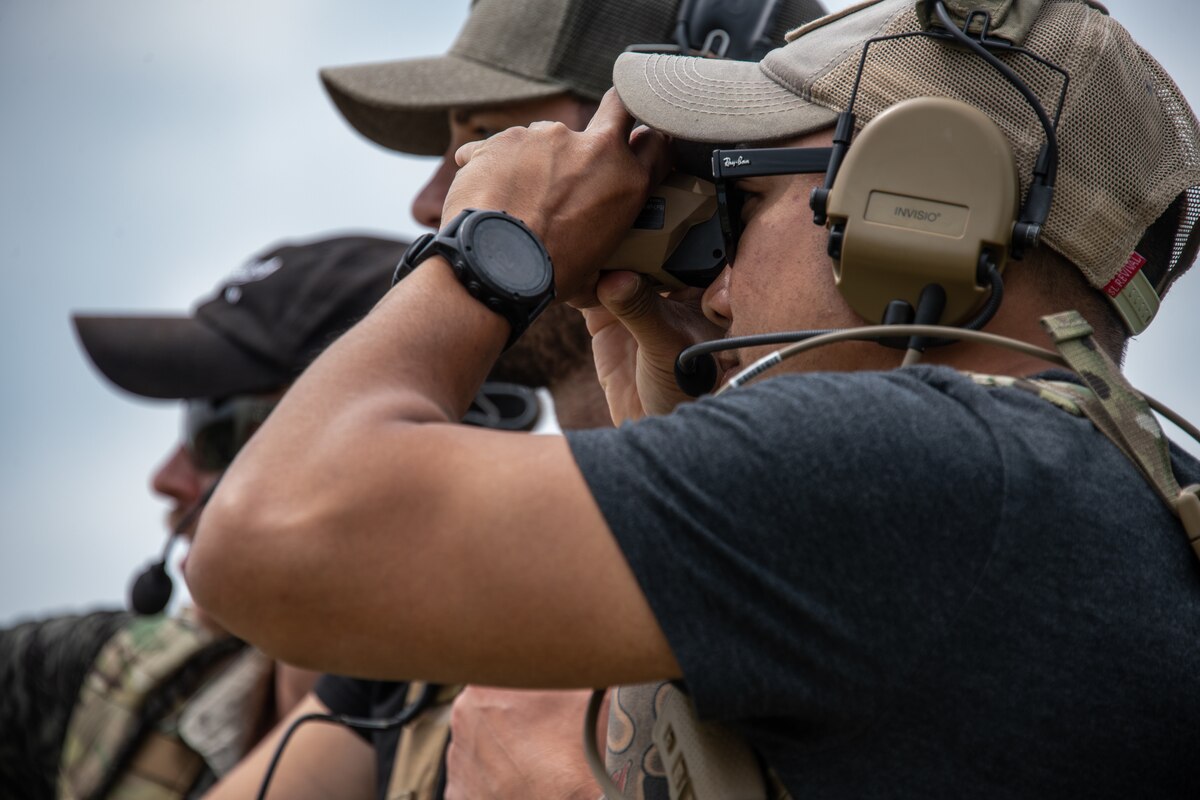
[1,0,1197,624]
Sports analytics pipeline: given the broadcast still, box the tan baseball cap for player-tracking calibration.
[320,0,827,157]
[614,0,1200,332]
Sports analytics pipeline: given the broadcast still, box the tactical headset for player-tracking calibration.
[808,2,1063,326]
[671,0,1070,396]
[627,0,798,61]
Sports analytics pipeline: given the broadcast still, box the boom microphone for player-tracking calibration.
[674,352,719,398]
[128,481,219,615]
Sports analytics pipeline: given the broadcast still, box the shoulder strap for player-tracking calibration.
[1039,310,1200,562]
[385,682,464,800]
[58,614,240,800]
[93,732,206,800]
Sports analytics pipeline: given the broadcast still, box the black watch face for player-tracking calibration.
[471,216,552,295]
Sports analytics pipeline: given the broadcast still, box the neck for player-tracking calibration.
[919,274,1082,379]
[272,662,320,723]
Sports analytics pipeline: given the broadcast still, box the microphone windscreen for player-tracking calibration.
[674,353,719,397]
[129,562,173,615]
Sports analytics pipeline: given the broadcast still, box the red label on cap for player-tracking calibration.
[1105,252,1147,298]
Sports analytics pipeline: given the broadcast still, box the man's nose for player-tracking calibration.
[150,444,204,505]
[700,267,733,330]
[411,151,460,230]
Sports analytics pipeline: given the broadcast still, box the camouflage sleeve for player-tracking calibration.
[0,609,131,800]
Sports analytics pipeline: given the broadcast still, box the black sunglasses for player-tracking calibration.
[184,395,278,472]
[710,146,833,267]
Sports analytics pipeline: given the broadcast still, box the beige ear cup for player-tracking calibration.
[825,97,1019,324]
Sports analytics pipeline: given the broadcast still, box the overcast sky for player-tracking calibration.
[1,0,1197,625]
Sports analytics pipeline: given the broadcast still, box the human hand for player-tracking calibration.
[443,687,603,800]
[446,90,670,305]
[584,272,724,422]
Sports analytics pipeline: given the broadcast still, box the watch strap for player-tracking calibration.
[394,232,436,286]
[394,210,555,349]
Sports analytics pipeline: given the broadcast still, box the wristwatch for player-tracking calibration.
[395,209,555,348]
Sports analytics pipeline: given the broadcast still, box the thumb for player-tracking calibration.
[596,272,692,356]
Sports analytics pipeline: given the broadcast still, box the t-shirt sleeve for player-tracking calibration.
[565,368,1005,731]
[0,609,131,799]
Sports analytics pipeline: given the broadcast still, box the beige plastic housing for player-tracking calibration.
[825,96,1019,324]
[652,684,767,800]
[603,173,718,290]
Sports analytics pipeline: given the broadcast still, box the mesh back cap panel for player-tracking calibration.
[546,0,680,100]
[450,0,573,91]
[615,0,1200,312]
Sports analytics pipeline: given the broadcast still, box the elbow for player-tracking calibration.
[185,476,308,656]
[185,478,264,630]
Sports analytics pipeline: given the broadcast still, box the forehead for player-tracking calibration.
[451,93,583,127]
[765,126,836,150]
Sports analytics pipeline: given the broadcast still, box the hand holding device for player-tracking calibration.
[602,172,726,290]
[584,273,724,421]
[444,90,669,305]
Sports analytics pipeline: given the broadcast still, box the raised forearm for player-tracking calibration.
[187,258,508,653]
[184,92,678,686]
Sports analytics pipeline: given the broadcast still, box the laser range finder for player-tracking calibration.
[603,173,727,290]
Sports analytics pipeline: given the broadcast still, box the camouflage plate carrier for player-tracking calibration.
[57,609,245,800]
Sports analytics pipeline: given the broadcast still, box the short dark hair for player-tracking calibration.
[489,303,593,388]
[1035,249,1129,363]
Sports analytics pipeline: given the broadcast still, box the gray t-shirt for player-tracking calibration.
[567,366,1200,798]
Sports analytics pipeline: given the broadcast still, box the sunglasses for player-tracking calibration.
[184,395,278,472]
[711,146,833,267]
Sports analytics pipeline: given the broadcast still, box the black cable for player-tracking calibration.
[678,329,836,368]
[678,266,1004,370]
[255,682,439,800]
[914,265,1006,350]
[931,0,1060,252]
[931,1,1058,184]
[963,265,1005,332]
[675,266,1007,395]
[826,3,1068,245]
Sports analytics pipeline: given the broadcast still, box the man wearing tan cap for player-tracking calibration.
[191,0,1200,796]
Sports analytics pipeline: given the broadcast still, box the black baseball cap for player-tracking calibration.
[73,234,408,400]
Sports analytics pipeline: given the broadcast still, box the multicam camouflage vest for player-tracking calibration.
[1035,311,1200,557]
[57,609,248,800]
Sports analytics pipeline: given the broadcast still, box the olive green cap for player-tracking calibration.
[321,0,828,156]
